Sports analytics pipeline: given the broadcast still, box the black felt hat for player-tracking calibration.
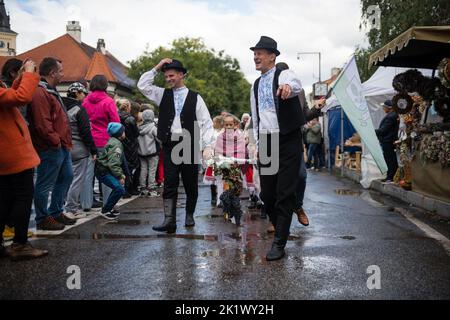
[250,36,280,56]
[162,59,187,74]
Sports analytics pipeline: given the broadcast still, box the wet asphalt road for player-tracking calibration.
[1,171,450,300]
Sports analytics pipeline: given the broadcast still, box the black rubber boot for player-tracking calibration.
[266,242,286,261]
[185,212,195,228]
[153,198,177,234]
[260,205,267,219]
[266,213,293,262]
[211,185,217,206]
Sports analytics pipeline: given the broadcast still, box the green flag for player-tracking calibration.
[332,55,388,174]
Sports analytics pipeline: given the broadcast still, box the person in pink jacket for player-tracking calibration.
[83,75,120,149]
[82,75,120,211]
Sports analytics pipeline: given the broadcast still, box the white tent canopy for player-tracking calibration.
[363,67,433,129]
[359,67,433,188]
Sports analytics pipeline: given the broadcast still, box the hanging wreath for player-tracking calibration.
[393,93,413,114]
[393,69,424,93]
[439,133,450,168]
[438,58,450,89]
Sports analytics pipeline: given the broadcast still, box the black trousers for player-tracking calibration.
[0,169,34,244]
[162,142,198,215]
[259,130,302,246]
[382,142,398,180]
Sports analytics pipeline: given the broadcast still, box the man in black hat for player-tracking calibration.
[376,100,399,183]
[250,36,304,261]
[137,58,214,234]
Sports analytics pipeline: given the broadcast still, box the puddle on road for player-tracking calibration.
[119,211,152,215]
[199,214,262,221]
[340,236,356,241]
[199,248,268,266]
[116,220,148,226]
[335,189,362,196]
[51,231,301,243]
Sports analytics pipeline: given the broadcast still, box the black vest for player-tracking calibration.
[157,89,198,145]
[254,69,303,136]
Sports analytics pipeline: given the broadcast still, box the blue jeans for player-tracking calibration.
[96,174,125,213]
[97,147,112,206]
[80,157,95,210]
[34,148,74,224]
[307,143,320,168]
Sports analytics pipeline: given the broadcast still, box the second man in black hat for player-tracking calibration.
[138,58,214,233]
[250,36,304,261]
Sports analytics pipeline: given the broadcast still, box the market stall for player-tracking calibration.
[369,26,450,202]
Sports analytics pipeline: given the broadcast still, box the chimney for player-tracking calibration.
[66,21,81,43]
[97,39,106,55]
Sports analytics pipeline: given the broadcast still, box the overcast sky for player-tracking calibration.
[9,0,368,93]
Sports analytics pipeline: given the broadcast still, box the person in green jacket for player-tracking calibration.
[305,118,322,170]
[95,122,126,220]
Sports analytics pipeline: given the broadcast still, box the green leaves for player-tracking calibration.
[128,37,251,117]
[357,0,450,81]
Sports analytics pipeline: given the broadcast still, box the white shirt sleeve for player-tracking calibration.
[279,70,302,99]
[196,95,214,150]
[137,69,165,106]
[250,83,259,146]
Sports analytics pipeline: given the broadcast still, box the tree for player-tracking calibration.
[128,37,251,117]
[356,0,450,82]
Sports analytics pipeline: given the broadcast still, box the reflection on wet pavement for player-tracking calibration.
[335,189,362,196]
[3,173,450,300]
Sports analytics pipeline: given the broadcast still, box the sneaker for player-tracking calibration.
[6,242,48,261]
[256,201,263,209]
[149,191,160,197]
[55,213,77,226]
[37,216,65,231]
[100,211,119,220]
[110,209,121,217]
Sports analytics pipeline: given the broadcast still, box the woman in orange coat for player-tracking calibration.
[0,59,48,261]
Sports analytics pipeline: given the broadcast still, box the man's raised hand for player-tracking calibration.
[156,58,173,71]
[277,84,292,100]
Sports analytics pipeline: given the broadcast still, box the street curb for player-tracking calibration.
[370,180,450,219]
[331,166,450,220]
